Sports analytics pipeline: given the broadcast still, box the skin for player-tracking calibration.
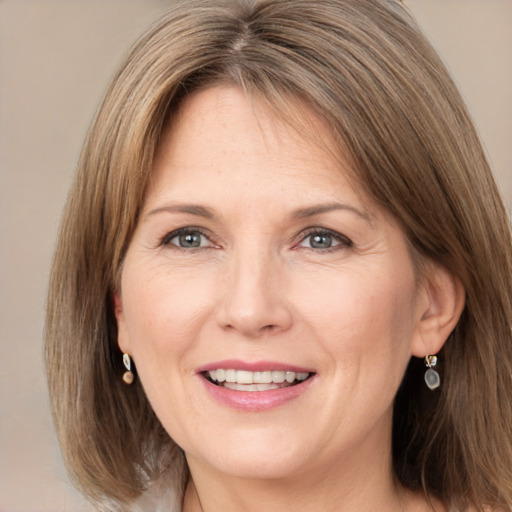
[116,86,464,511]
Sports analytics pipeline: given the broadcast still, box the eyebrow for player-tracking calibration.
[144,203,215,220]
[144,201,373,223]
[290,202,373,223]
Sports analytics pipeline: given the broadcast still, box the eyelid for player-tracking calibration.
[294,227,353,250]
[157,226,351,251]
[160,227,216,248]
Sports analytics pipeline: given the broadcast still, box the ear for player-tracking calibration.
[410,264,465,358]
[113,291,132,354]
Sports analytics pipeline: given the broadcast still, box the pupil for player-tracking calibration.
[180,233,201,247]
[311,234,331,249]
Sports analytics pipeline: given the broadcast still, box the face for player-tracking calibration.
[116,85,431,483]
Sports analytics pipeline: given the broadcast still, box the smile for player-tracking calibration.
[197,360,316,411]
[205,369,311,391]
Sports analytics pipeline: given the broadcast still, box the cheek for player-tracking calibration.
[119,268,208,422]
[298,268,417,369]
[123,265,214,348]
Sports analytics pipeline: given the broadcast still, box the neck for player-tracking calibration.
[183,476,446,512]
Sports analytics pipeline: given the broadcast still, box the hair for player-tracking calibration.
[45,0,512,510]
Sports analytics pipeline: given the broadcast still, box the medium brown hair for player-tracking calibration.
[45,0,512,509]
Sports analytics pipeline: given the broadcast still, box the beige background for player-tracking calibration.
[0,1,511,510]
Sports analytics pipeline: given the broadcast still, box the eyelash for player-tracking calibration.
[295,228,353,253]
[159,227,353,252]
[160,227,214,249]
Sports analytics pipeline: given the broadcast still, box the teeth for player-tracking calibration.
[223,382,281,392]
[236,370,254,384]
[206,369,311,385]
[253,371,272,384]
[272,371,285,383]
[285,371,295,383]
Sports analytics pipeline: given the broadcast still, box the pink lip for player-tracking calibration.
[195,360,316,412]
[195,359,313,373]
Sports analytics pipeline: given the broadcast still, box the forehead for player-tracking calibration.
[159,86,339,165]
[146,85,372,212]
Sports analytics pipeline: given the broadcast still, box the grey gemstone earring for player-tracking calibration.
[424,354,440,390]
[122,353,134,385]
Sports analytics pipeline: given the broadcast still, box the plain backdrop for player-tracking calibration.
[0,1,511,510]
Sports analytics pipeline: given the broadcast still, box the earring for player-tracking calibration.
[122,353,134,385]
[424,354,440,390]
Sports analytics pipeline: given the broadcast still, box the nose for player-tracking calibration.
[216,247,293,338]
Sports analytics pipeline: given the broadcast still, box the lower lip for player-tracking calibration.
[200,375,315,412]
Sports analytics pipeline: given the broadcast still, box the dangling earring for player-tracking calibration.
[424,354,440,390]
[122,353,134,385]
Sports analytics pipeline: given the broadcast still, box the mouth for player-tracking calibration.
[204,369,313,392]
[198,362,316,410]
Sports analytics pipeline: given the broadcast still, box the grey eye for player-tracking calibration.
[178,232,203,248]
[164,230,211,248]
[298,229,351,251]
[309,233,333,249]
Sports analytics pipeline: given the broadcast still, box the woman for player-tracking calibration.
[45,0,512,510]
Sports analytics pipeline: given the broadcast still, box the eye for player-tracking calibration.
[305,233,336,249]
[298,229,352,251]
[162,228,212,249]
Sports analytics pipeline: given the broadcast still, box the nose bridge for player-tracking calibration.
[217,239,291,336]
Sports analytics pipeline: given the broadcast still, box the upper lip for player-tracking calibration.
[195,359,314,374]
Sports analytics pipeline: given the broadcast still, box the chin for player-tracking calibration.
[204,456,308,482]
[184,430,312,481]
